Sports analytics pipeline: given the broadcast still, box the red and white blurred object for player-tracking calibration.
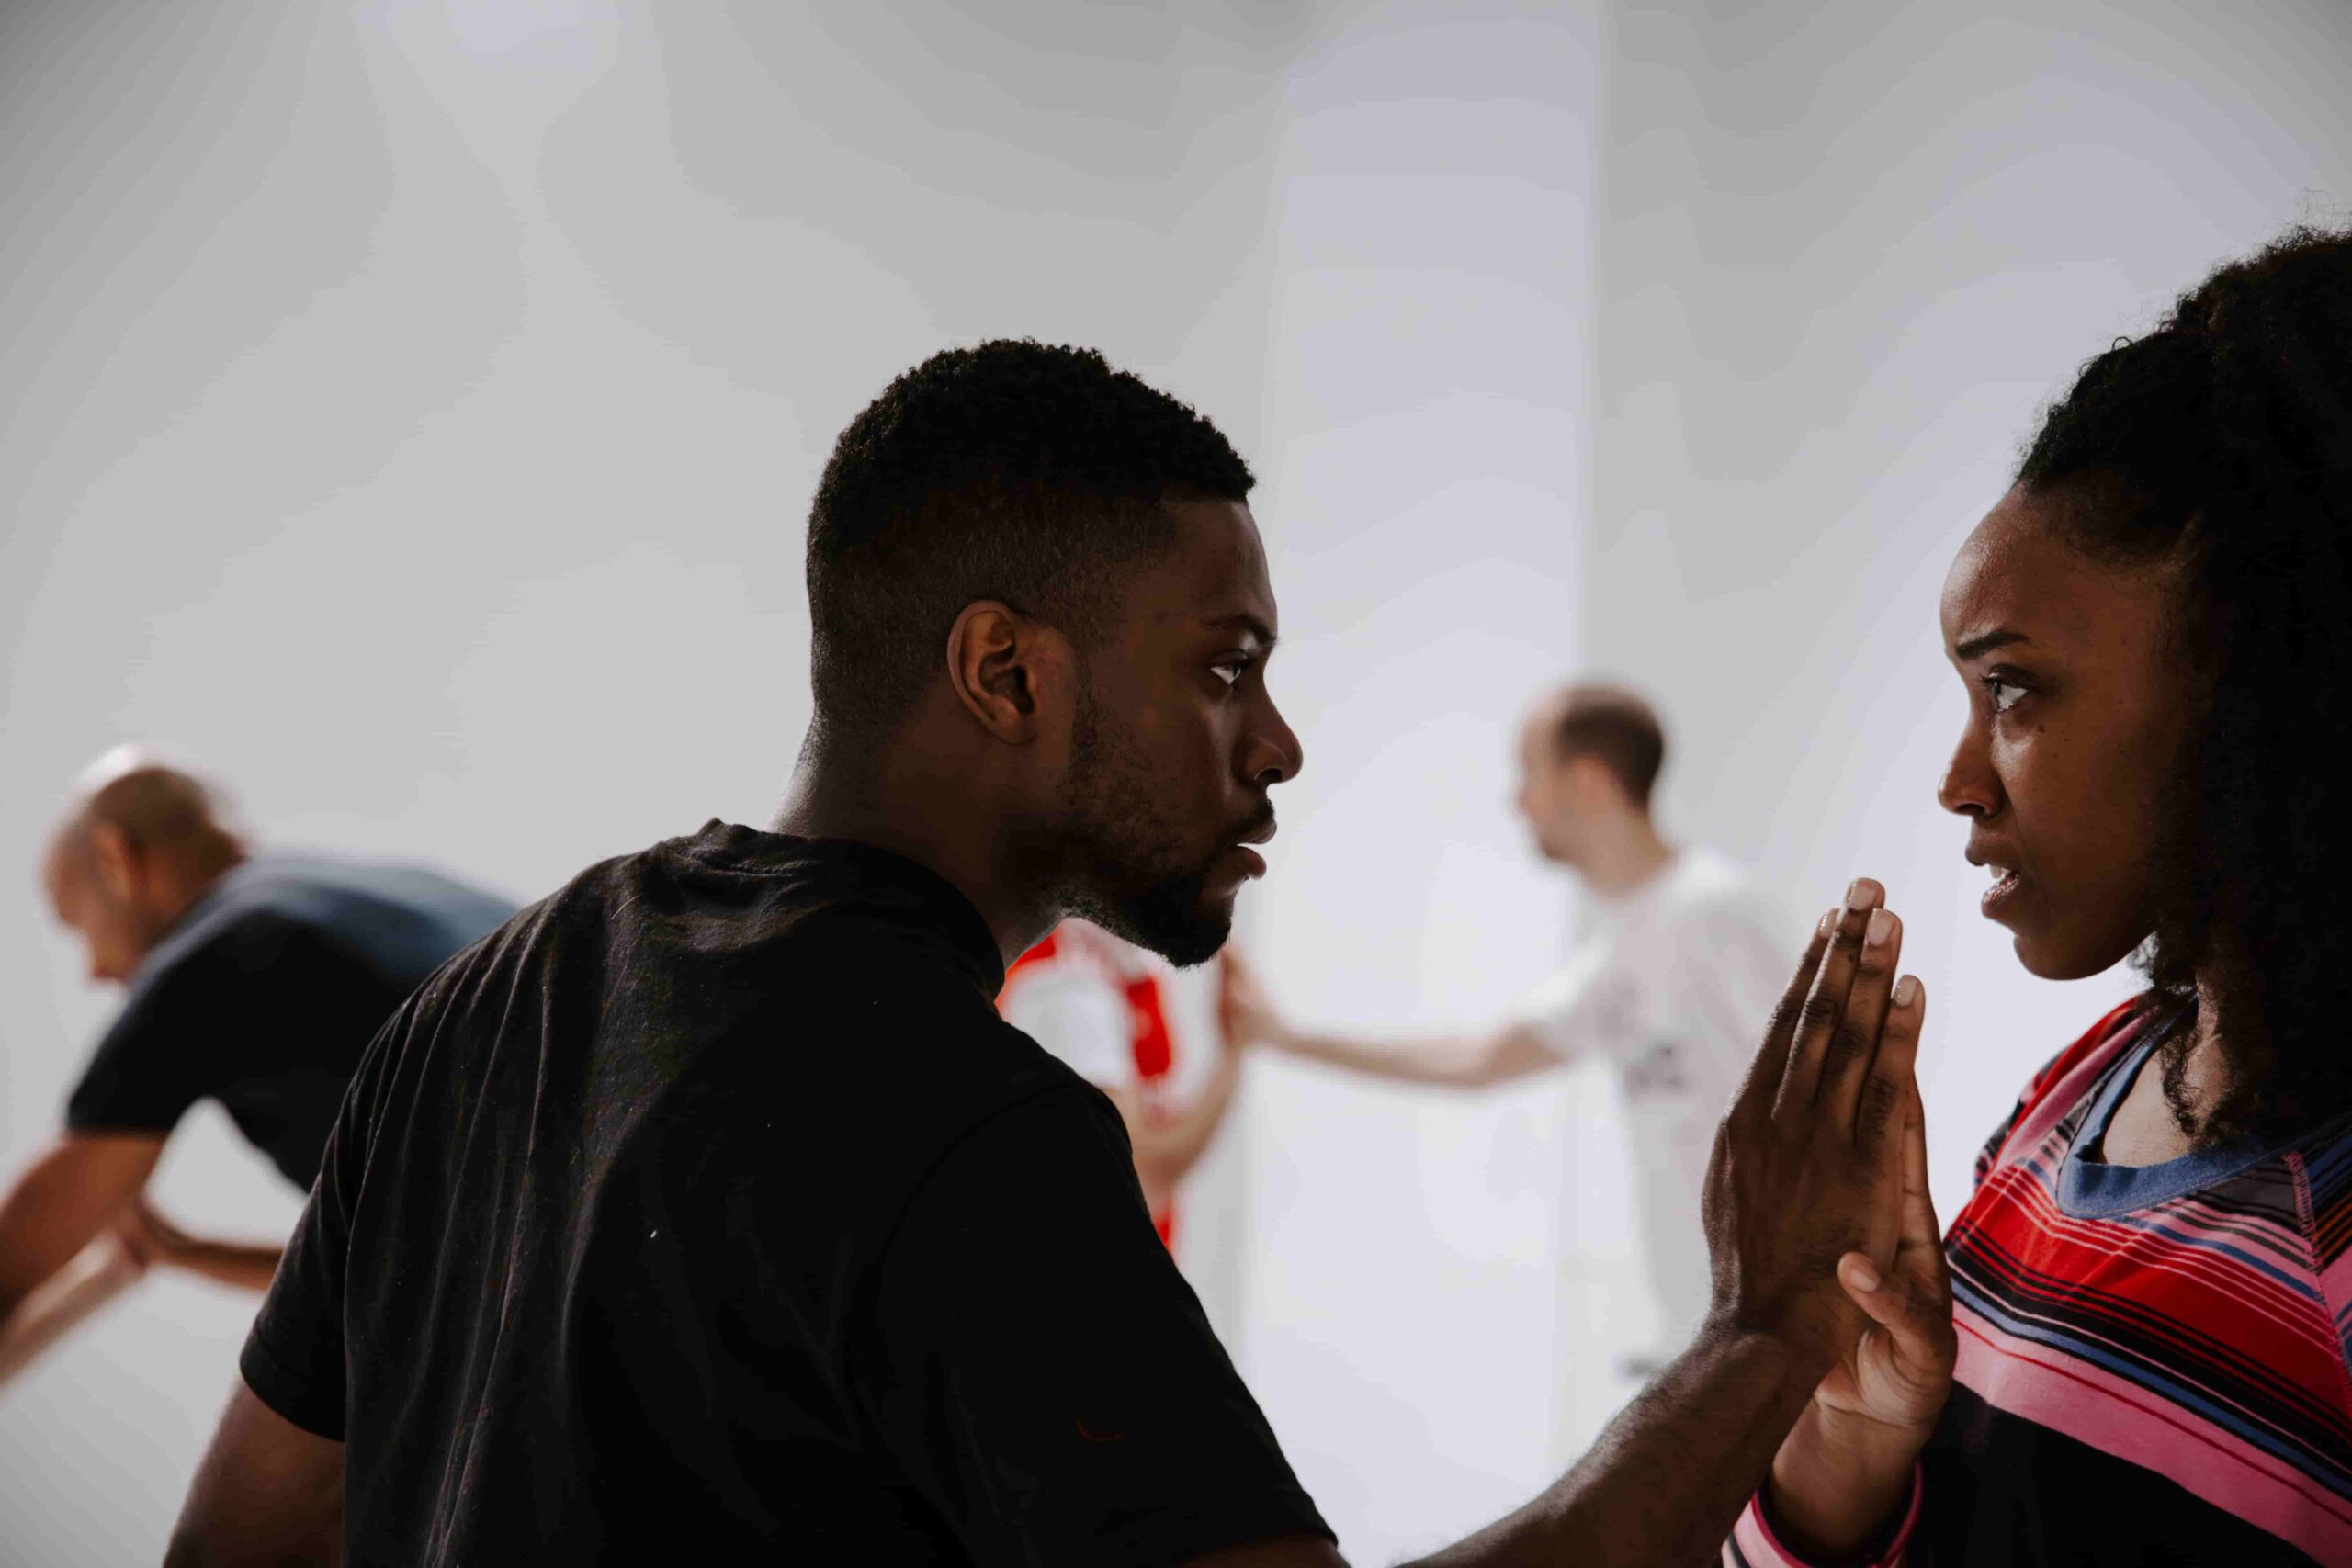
[998,919,1227,1252]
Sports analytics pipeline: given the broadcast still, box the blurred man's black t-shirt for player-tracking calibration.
[242,821,1331,1565]
[65,854,514,1188]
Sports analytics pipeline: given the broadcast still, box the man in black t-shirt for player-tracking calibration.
[0,753,509,1384]
[170,343,1935,1567]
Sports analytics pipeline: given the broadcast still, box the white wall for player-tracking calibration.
[1587,0,2352,1224]
[1233,6,1608,1556]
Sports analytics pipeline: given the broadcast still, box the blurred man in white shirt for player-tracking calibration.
[1222,683,1793,1359]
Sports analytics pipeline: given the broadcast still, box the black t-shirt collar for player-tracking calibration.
[677,819,1007,994]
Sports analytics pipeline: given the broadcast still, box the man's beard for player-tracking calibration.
[1055,682,1232,967]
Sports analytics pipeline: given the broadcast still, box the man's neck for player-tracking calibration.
[774,750,1055,967]
[157,844,246,927]
[1579,820,1677,898]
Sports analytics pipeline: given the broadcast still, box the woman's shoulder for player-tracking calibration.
[2019,996,2154,1111]
[1972,996,2159,1183]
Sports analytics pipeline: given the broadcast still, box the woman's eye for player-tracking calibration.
[1982,675,2028,714]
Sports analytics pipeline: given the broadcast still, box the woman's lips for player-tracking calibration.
[1982,865,2025,919]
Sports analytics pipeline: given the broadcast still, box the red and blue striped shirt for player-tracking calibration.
[1731,999,2352,1565]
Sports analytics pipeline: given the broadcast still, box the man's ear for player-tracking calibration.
[946,601,1074,744]
[89,824,141,903]
[1563,754,1619,811]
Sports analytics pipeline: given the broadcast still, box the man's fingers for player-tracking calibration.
[1775,878,1883,1117]
[1732,908,1835,1120]
[1818,906,1903,1129]
[1852,973,1926,1160]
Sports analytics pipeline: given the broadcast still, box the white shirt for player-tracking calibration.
[1515,848,1794,1350]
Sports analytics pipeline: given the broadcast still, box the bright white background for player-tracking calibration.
[2,4,2347,1563]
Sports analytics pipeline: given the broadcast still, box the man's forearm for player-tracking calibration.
[160,1237,284,1293]
[0,1234,145,1386]
[1271,1027,1510,1088]
[1408,1327,1823,1568]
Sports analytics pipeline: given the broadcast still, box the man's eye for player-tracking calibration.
[1211,660,1249,689]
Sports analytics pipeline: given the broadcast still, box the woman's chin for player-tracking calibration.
[2007,922,2149,983]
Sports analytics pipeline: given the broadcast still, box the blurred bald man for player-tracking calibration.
[0,750,510,1382]
[1224,684,1796,1375]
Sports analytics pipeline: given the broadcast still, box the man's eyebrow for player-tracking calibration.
[1952,628,2030,660]
[1205,613,1278,649]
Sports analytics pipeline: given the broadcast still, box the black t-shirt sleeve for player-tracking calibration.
[63,947,228,1137]
[237,1004,391,1441]
[849,1085,1332,1567]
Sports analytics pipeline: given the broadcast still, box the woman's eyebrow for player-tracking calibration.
[1953,627,2031,660]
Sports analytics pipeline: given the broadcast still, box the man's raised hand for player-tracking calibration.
[1700,878,1925,1374]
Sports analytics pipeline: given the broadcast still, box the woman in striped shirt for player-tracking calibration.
[1734,226,2352,1566]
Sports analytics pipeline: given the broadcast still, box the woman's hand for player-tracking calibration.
[1761,1043,1957,1556]
[1815,1079,1954,1433]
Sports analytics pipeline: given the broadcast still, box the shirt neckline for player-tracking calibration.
[2056,1010,2301,1217]
[676,820,1007,993]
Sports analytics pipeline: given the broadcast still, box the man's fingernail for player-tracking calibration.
[1848,1258,1882,1292]
[1818,908,1838,936]
[1844,878,1875,910]
[1865,908,1895,948]
[1894,976,1919,1008]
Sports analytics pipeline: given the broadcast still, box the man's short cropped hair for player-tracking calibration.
[805,340,1254,737]
[1547,684,1667,809]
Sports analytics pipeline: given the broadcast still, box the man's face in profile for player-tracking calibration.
[1056,497,1303,966]
[45,847,156,986]
[1514,720,1596,870]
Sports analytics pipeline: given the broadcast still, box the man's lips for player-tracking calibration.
[1219,814,1276,881]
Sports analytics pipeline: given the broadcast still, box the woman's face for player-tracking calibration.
[1938,484,2190,979]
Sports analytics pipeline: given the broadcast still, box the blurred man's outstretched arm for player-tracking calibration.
[1220,954,1560,1089]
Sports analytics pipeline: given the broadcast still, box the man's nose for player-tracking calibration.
[1248,700,1305,787]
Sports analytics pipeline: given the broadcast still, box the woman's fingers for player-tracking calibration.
[1775,878,1883,1119]
[1838,1247,1945,1351]
[1837,1251,1902,1322]
[1837,1249,1952,1390]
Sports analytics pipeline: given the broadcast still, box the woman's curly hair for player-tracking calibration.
[2017,224,2352,1142]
